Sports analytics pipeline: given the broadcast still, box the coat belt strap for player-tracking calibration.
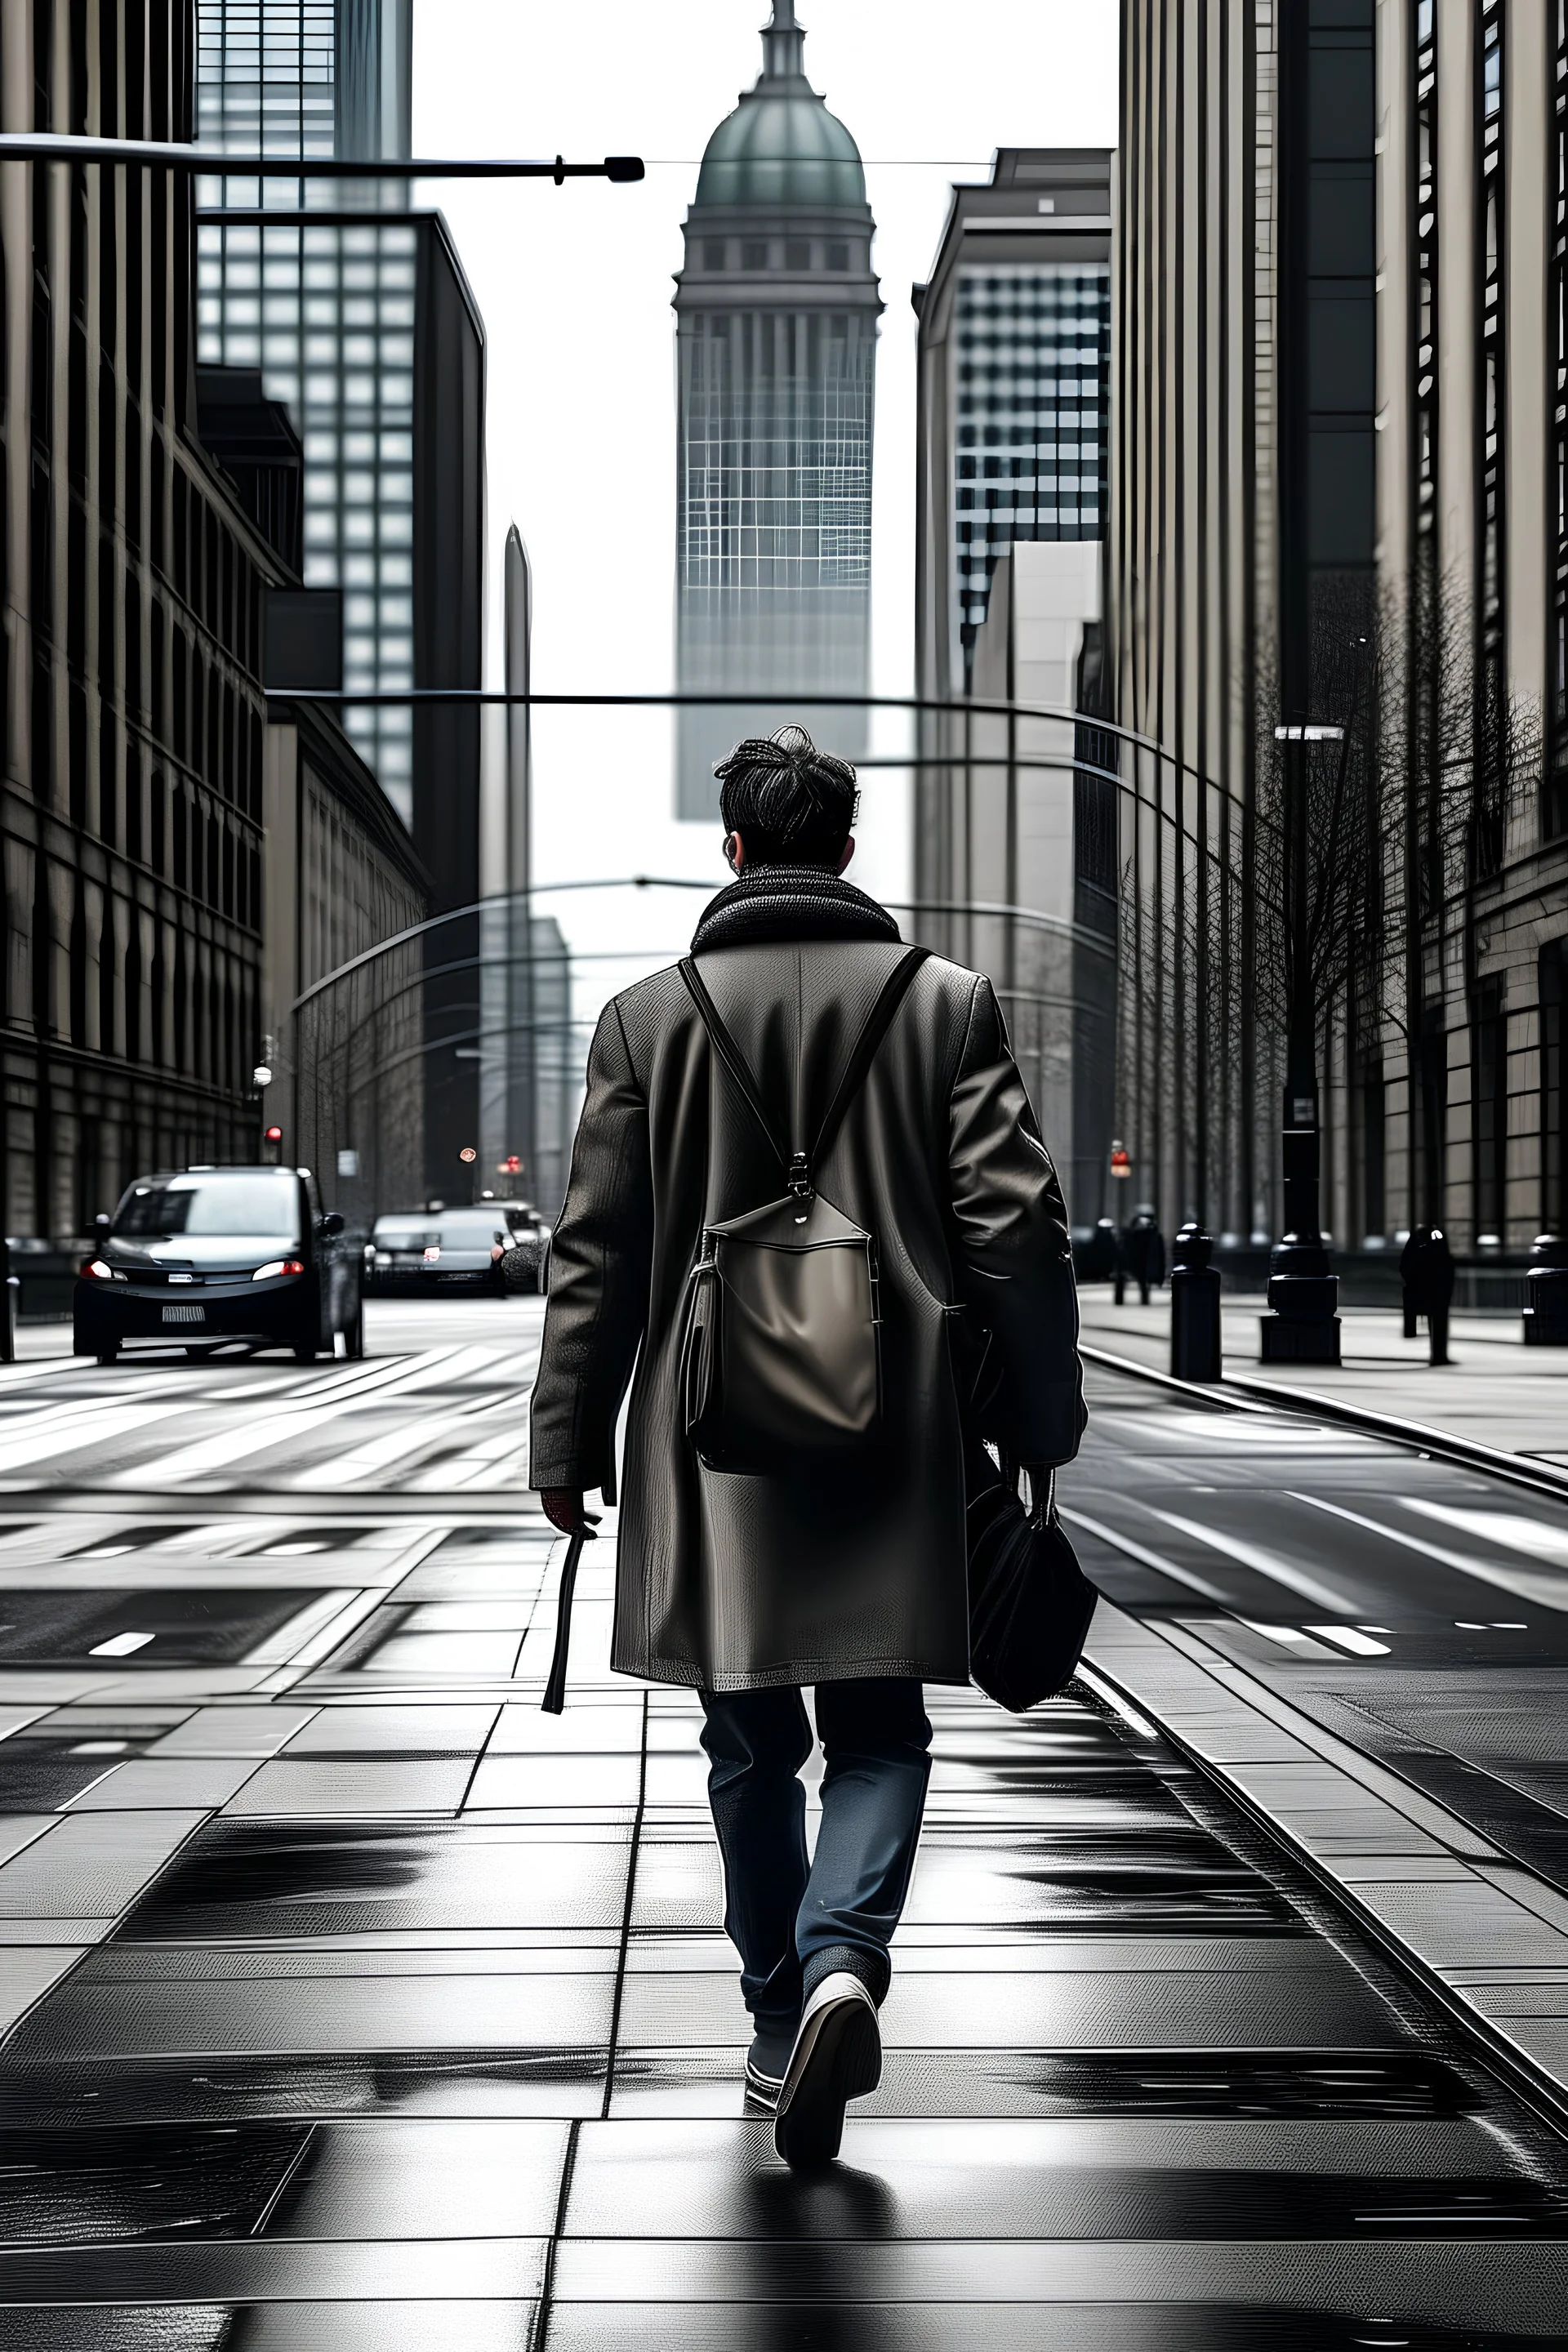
[541,1525,588,1714]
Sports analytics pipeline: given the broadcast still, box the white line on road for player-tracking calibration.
[1058,1507,1231,1601]
[0,1401,195,1474]
[1288,1491,1568,1615]
[1142,1508,1359,1615]
[1397,1499,1568,1567]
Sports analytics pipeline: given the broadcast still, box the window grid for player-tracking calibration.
[1549,1,1568,835]
[195,4,416,822]
[679,312,874,594]
[1414,0,1443,907]
[951,263,1111,635]
[1474,0,1505,869]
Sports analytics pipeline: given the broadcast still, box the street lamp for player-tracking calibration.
[1261,722,1344,1365]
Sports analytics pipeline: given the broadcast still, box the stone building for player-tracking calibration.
[0,0,435,1244]
[1,0,282,1236]
[1111,0,1568,1268]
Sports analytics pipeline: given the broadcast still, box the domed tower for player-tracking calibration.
[675,2,882,818]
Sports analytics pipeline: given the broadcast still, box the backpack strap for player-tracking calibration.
[679,956,792,1177]
[808,947,929,1172]
[679,945,929,1192]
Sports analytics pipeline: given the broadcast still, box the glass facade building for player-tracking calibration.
[911,153,1116,1226]
[194,2,421,822]
[952,262,1110,638]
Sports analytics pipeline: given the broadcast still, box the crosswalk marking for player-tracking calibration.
[0,1401,194,1475]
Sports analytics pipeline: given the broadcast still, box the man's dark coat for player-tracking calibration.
[528,868,1085,1692]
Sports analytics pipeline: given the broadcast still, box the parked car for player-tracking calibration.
[365,1207,515,1298]
[74,1166,364,1365]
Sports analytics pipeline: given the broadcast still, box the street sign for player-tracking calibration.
[458,1146,478,1165]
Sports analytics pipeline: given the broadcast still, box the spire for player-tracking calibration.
[760,0,807,82]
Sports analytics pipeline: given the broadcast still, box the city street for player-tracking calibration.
[0,1301,1565,2341]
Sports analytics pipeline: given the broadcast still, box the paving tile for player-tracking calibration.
[545,2234,1568,2322]
[222,1759,475,1817]
[617,1953,1396,2054]
[0,1946,87,2034]
[284,1704,501,1754]
[65,1757,263,1811]
[487,1704,644,1755]
[0,1814,207,1919]
[3,2304,540,2350]
[148,1707,319,1756]
[116,1820,633,1937]
[9,1969,615,2058]
[562,2114,1535,2239]
[0,2238,548,2300]
[466,1756,642,1811]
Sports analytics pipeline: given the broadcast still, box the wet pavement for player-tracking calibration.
[0,1305,1566,2341]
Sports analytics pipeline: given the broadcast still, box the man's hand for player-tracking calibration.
[1022,1464,1055,1519]
[541,1487,599,1539]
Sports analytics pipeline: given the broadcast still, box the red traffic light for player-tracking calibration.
[265,1125,283,1143]
[499,1154,522,1174]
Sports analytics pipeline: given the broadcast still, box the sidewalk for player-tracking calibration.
[1078,1291,1568,1466]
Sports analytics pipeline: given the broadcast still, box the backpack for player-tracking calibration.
[676,946,929,1476]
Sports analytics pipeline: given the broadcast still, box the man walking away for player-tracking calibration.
[529,726,1085,2166]
[1123,1206,1165,1307]
[1401,1223,1455,1366]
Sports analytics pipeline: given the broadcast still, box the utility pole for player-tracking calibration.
[1261,722,1343,1364]
[504,527,536,1199]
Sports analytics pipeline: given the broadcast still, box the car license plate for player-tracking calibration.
[161,1304,206,1325]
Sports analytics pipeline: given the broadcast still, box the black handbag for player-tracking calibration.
[961,1328,1096,1712]
[965,1447,1097,1711]
[676,947,929,1476]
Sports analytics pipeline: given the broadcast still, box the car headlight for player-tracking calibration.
[252,1258,305,1281]
[374,1251,391,1265]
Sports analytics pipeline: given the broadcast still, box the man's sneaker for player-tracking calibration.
[773,1971,881,2168]
[743,2023,796,2112]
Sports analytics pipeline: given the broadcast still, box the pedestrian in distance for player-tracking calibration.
[1079,1216,1119,1285]
[1401,1223,1455,1366]
[1122,1205,1166,1307]
[529,724,1085,2168]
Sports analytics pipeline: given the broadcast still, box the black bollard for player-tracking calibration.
[1170,1223,1223,1382]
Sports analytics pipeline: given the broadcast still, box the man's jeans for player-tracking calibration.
[698,1677,933,2035]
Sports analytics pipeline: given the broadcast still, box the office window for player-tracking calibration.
[951,263,1111,632]
[1471,982,1507,1243]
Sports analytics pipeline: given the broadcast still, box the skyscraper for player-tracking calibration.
[911,151,1115,1224]
[194,2,485,1189]
[194,0,482,893]
[674,2,881,819]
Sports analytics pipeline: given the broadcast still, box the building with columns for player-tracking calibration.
[1111,0,1568,1276]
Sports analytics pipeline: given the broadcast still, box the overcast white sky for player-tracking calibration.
[412,0,1118,986]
